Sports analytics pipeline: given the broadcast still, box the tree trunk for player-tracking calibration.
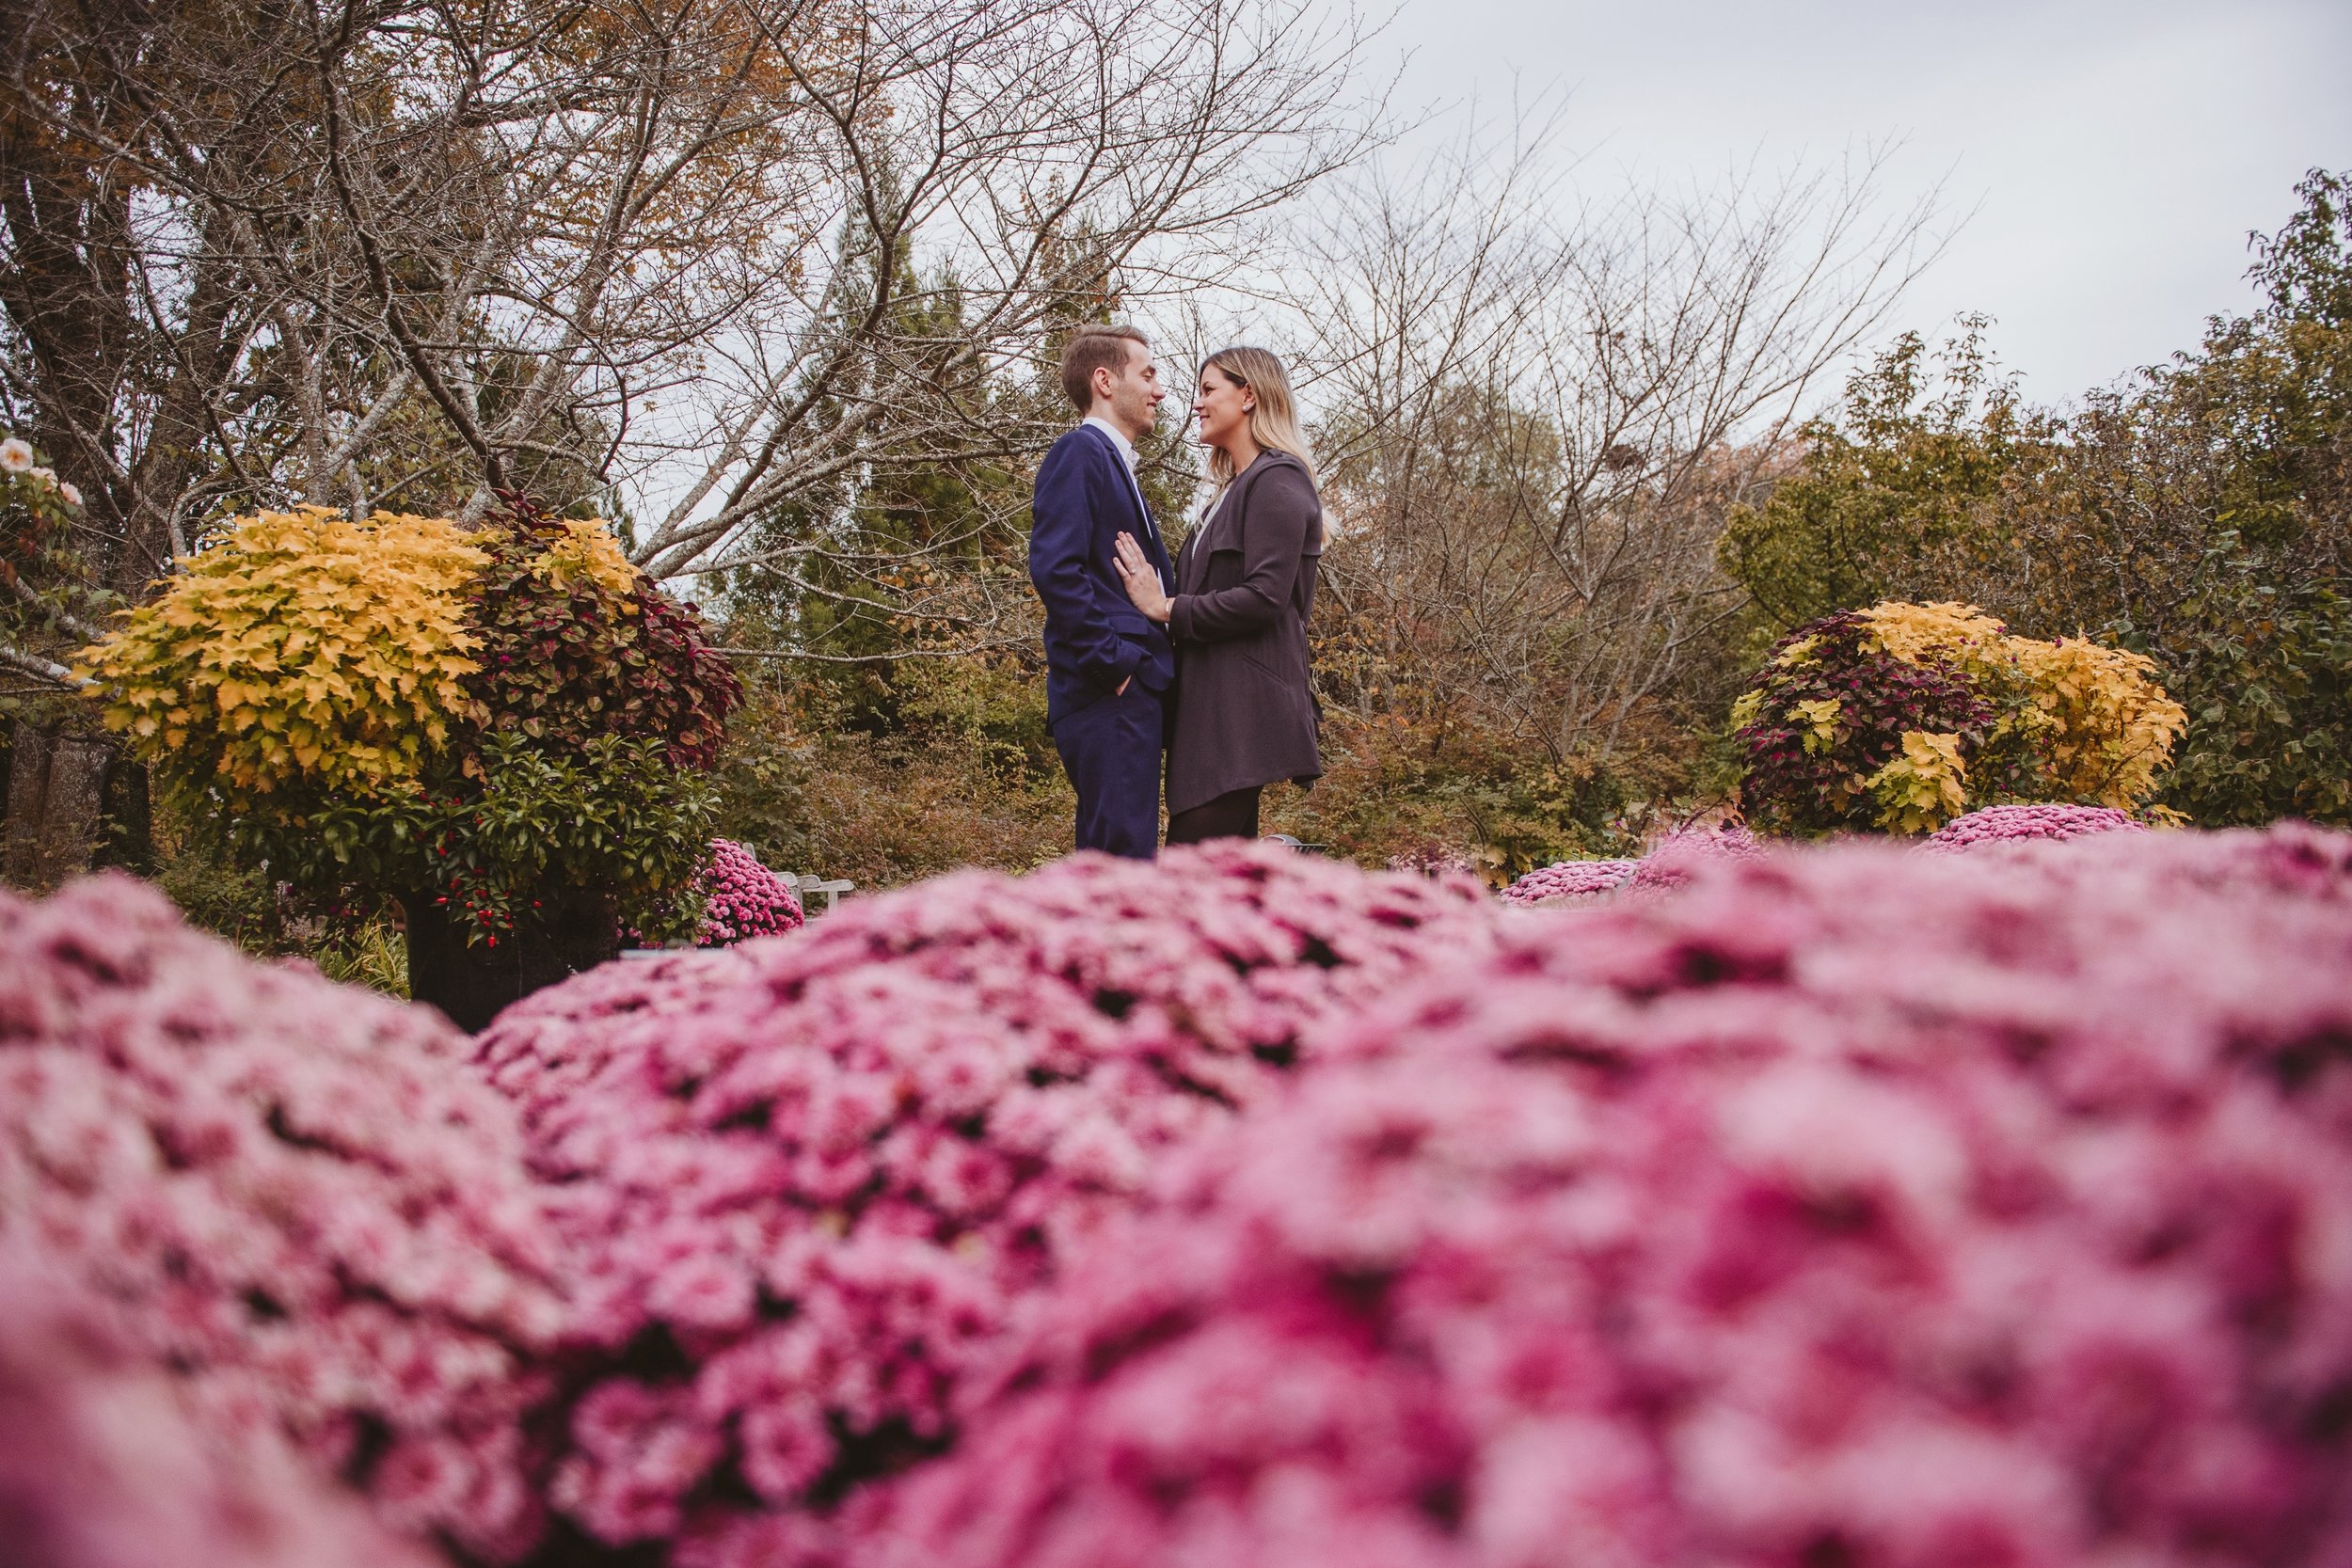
[92,756,152,874]
[399,887,619,1033]
[3,722,116,891]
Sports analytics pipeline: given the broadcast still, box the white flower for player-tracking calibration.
[30,467,55,484]
[0,437,31,473]
[57,482,82,508]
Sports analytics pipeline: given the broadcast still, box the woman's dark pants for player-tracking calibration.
[1166,785,1262,845]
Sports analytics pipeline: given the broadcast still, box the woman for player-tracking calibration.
[1112,345,1323,844]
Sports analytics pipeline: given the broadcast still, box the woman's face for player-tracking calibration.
[1192,364,1254,451]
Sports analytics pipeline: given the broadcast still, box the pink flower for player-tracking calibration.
[693,839,804,945]
[473,841,1503,1560]
[864,825,2352,1568]
[0,1246,441,1568]
[1501,858,1638,905]
[0,874,565,1562]
[1925,802,2149,852]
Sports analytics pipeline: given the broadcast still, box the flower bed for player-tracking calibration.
[1501,827,1769,907]
[1626,822,1764,890]
[0,875,566,1561]
[871,825,2352,1568]
[1499,857,1638,905]
[1924,801,2149,852]
[470,841,1502,1565]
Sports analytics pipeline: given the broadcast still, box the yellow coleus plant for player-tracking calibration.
[2010,637,2187,807]
[1856,600,2010,670]
[1867,730,1967,832]
[1788,697,1842,753]
[79,507,489,798]
[1856,599,2185,813]
[535,518,642,601]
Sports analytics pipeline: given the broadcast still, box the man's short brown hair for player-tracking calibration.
[1058,324,1149,414]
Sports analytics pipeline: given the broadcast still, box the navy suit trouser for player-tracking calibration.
[1051,683,1163,860]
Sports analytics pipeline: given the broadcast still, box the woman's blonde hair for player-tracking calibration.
[1200,346,1316,489]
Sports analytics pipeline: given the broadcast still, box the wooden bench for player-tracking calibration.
[1262,833,1328,855]
[792,872,855,913]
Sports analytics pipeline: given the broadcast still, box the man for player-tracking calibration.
[1028,325,1177,858]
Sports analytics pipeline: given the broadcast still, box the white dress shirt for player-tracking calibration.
[1081,416,1161,548]
[1082,414,1136,470]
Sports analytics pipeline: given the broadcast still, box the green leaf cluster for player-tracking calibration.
[246,733,716,946]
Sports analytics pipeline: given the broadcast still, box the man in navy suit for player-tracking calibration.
[1029,325,1178,858]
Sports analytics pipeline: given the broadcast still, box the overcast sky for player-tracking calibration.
[1358,0,2351,404]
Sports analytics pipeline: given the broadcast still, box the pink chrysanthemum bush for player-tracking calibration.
[869,825,2352,1568]
[470,841,1501,1566]
[0,875,567,1562]
[0,1248,439,1568]
[1925,801,2150,853]
[1499,858,1638,905]
[1626,821,1765,891]
[694,839,804,944]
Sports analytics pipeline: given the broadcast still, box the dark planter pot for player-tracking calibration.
[399,888,619,1033]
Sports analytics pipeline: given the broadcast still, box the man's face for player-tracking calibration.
[1097,340,1166,441]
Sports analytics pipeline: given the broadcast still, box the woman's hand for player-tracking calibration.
[1113,532,1172,624]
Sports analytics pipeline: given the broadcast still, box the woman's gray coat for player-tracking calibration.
[1164,450,1325,816]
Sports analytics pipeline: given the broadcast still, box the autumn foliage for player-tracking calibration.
[74,501,739,961]
[462,515,736,770]
[1731,600,2185,834]
[79,507,489,800]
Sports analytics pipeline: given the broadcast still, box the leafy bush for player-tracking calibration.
[80,507,489,800]
[257,732,717,947]
[1721,172,2352,829]
[1731,601,2183,835]
[470,842,1502,1565]
[0,874,565,1560]
[872,825,2352,1568]
[710,678,1073,890]
[1265,708,1665,877]
[463,514,735,768]
[78,501,739,960]
[2131,533,2352,825]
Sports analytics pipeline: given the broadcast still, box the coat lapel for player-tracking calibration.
[1086,424,1159,545]
[1179,454,1290,594]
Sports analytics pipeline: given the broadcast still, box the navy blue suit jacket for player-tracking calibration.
[1028,424,1176,725]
